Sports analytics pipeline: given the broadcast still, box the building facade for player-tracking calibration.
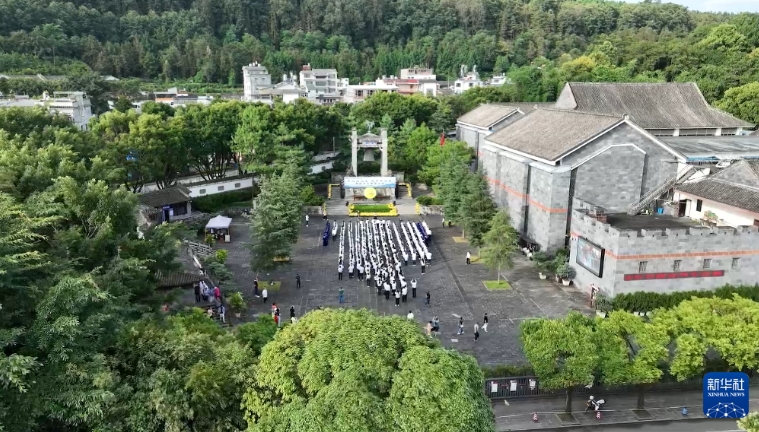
[243,62,273,101]
[0,91,93,130]
[299,64,349,102]
[461,82,758,297]
[570,198,759,298]
[343,83,398,103]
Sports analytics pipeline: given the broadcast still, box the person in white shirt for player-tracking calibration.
[411,251,417,266]
[407,311,414,320]
[305,214,309,226]
[402,252,408,266]
[338,263,344,280]
[262,288,268,303]
[394,290,401,306]
[384,283,391,300]
[348,263,354,279]
[466,251,471,265]
[401,285,408,303]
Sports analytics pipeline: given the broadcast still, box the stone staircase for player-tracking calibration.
[202,302,231,328]
[626,165,696,215]
[397,183,410,199]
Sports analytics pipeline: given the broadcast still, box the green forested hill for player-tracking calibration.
[1,0,759,102]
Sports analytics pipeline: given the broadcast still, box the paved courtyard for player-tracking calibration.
[223,216,592,366]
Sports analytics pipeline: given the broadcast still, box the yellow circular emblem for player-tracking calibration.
[364,187,377,199]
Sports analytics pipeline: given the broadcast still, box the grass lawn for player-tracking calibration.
[483,280,511,290]
[257,280,281,291]
[351,204,393,213]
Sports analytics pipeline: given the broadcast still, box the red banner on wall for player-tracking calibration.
[623,270,725,281]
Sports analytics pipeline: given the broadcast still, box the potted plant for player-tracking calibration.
[532,251,549,279]
[228,292,246,318]
[552,255,566,282]
[535,260,550,279]
[595,294,612,318]
[556,264,576,286]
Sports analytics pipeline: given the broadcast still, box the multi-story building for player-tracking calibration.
[299,64,349,104]
[400,66,436,80]
[0,91,93,130]
[459,82,759,297]
[453,65,485,94]
[343,83,398,104]
[242,62,273,101]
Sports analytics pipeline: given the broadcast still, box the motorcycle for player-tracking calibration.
[585,397,605,411]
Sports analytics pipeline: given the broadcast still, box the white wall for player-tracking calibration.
[674,191,759,227]
[190,177,255,198]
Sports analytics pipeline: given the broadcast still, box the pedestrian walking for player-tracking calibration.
[193,283,201,303]
[207,307,214,318]
[296,274,301,289]
[262,288,268,303]
[338,287,345,304]
[214,285,221,298]
[426,321,433,337]
[274,311,280,327]
[305,214,309,226]
[401,285,408,303]
[348,263,354,279]
[338,262,344,280]
[483,313,489,332]
[290,305,296,319]
[219,304,226,323]
[466,251,471,265]
[458,316,464,335]
[425,290,431,306]
[395,290,401,306]
[271,303,277,317]
[474,323,480,341]
[432,316,440,334]
[384,283,391,300]
[407,310,414,320]
[254,279,259,297]
[367,273,372,287]
[421,260,426,274]
[411,279,417,298]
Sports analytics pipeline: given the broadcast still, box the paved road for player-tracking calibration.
[537,418,743,431]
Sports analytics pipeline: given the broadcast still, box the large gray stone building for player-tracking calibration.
[459,82,759,297]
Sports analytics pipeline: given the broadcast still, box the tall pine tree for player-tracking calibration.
[460,168,496,248]
[480,210,520,281]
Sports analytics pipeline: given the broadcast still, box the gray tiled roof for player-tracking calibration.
[486,109,624,162]
[658,136,759,158]
[561,82,753,129]
[507,102,554,114]
[138,186,192,208]
[156,271,205,289]
[457,104,519,128]
[677,179,759,214]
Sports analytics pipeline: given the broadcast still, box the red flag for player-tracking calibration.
[440,133,446,146]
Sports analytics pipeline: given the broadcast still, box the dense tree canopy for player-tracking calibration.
[242,308,494,432]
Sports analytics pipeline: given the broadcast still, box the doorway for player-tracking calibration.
[163,207,171,223]
[678,200,688,217]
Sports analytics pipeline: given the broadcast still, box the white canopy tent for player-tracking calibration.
[205,215,233,242]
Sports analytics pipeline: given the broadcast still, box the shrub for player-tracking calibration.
[215,249,228,264]
[300,185,325,206]
[416,195,444,206]
[352,204,393,213]
[228,291,246,312]
[192,187,256,213]
[481,364,535,378]
[610,284,759,312]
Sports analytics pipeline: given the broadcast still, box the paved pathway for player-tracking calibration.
[492,389,758,431]
[222,215,592,365]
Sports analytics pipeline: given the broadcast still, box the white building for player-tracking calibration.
[343,83,398,104]
[489,74,511,86]
[453,65,485,94]
[0,92,93,130]
[400,66,436,81]
[243,62,272,101]
[299,64,349,105]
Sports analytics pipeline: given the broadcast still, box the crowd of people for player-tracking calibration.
[336,219,433,307]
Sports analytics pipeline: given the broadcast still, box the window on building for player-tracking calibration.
[199,189,206,195]
[703,258,711,269]
[638,261,647,273]
[234,183,241,188]
[218,186,224,191]
[356,90,363,97]
[673,260,682,271]
[732,258,740,269]
[721,128,738,136]
[696,199,703,212]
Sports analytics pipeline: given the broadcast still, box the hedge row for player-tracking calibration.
[193,188,256,213]
[609,284,759,312]
[416,195,444,206]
